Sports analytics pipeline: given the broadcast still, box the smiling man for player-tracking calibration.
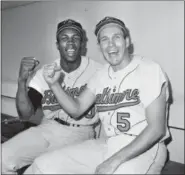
[2,19,102,174]
[23,16,170,174]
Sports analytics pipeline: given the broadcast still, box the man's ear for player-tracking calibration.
[56,41,59,50]
[125,36,130,48]
[97,42,102,52]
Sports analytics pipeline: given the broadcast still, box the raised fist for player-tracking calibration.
[18,57,39,83]
[43,62,63,86]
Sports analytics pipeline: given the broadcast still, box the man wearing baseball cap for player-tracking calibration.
[24,16,170,174]
[2,19,102,174]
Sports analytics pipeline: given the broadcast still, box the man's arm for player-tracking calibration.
[95,83,167,174]
[50,82,96,120]
[16,81,43,120]
[16,80,35,120]
[42,63,96,120]
[16,57,41,120]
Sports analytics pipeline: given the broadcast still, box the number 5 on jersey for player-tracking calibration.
[117,112,130,132]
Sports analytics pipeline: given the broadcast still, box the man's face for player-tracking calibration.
[57,28,82,62]
[98,24,128,66]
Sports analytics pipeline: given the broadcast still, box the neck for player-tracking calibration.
[112,53,133,72]
[60,56,81,73]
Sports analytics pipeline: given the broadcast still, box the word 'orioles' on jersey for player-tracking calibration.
[87,55,170,141]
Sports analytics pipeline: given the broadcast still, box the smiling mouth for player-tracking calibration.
[66,49,76,56]
[108,51,118,57]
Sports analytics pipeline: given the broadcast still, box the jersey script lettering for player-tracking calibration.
[96,87,140,112]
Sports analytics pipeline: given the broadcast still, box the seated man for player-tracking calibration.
[24,16,170,174]
[2,19,102,174]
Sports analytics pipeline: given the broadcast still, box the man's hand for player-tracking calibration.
[95,156,120,174]
[43,62,63,86]
[18,57,39,83]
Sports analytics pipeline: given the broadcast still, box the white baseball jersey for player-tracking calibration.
[28,56,102,126]
[87,55,170,140]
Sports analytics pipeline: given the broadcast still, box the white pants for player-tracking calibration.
[1,119,95,174]
[24,134,167,174]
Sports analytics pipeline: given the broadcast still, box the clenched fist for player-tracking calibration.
[18,57,39,83]
[43,62,64,86]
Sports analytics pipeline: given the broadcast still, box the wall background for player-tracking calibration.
[1,1,184,163]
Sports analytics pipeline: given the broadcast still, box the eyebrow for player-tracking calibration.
[99,33,123,39]
[99,36,108,39]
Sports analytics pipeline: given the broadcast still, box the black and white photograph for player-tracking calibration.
[1,1,184,174]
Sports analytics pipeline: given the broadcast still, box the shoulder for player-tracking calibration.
[87,64,109,94]
[136,55,169,92]
[92,63,109,78]
[84,56,103,70]
[136,56,166,76]
[136,56,169,107]
[81,56,104,77]
[137,55,159,68]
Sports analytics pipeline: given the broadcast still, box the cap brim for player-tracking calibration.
[95,19,126,36]
[57,26,83,37]
[96,23,125,37]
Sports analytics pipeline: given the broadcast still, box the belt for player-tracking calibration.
[54,118,81,127]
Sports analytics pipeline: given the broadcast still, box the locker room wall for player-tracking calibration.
[1,1,184,163]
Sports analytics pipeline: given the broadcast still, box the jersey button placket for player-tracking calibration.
[107,112,111,131]
[107,111,112,132]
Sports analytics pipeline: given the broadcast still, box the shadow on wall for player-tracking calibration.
[165,78,174,161]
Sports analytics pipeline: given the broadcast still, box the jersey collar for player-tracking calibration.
[108,55,142,80]
[55,56,89,78]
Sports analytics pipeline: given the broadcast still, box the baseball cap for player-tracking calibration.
[95,16,127,36]
[56,19,84,37]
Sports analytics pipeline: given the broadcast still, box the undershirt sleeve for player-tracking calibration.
[28,87,43,111]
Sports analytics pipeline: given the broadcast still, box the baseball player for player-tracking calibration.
[2,19,102,174]
[24,17,170,174]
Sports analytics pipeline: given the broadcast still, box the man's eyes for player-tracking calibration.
[60,36,80,41]
[114,34,122,39]
[61,36,68,40]
[100,37,108,42]
[73,36,81,40]
[115,35,121,38]
[100,35,122,43]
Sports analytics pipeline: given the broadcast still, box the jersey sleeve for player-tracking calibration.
[141,63,169,108]
[28,68,48,95]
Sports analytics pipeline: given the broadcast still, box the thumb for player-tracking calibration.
[54,63,62,72]
[34,62,40,71]
[29,63,40,77]
[28,69,36,78]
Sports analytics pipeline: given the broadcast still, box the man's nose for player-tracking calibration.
[67,37,74,44]
[108,39,115,47]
